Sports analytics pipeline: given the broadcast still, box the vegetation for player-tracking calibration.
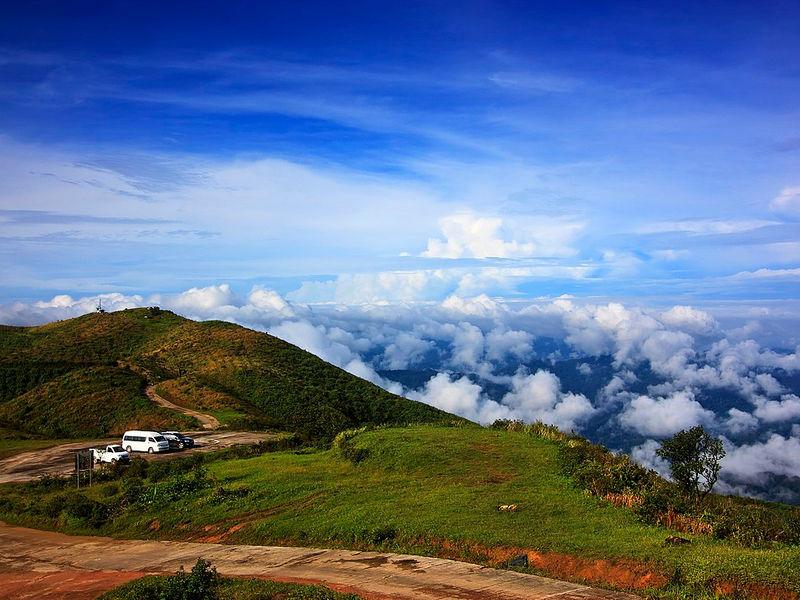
[0,366,195,437]
[101,558,361,600]
[491,420,800,547]
[656,426,724,506]
[1,425,798,598]
[0,308,456,439]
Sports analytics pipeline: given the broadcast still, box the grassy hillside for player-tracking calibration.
[0,366,195,438]
[0,308,455,438]
[1,425,797,598]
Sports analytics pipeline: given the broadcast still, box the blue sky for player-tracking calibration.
[1,1,799,307]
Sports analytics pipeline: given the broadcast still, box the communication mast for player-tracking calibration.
[96,298,106,313]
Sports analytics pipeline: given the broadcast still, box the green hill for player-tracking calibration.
[0,308,456,439]
[1,424,798,598]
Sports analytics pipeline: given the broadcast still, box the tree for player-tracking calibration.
[656,426,725,506]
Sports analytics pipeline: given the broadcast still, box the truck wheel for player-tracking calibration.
[111,458,117,464]
[126,446,132,453]
[147,447,154,454]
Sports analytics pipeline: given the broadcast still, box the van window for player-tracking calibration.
[148,437,155,442]
[155,436,166,442]
[123,435,131,441]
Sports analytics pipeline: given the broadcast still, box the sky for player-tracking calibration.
[1,1,799,309]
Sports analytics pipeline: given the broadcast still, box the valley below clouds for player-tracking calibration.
[5,285,800,504]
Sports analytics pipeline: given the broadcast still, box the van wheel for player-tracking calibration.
[147,447,154,454]
[125,446,132,453]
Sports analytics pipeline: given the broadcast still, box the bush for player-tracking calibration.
[710,502,800,547]
[104,559,219,600]
[121,477,145,505]
[559,440,655,497]
[332,427,371,464]
[62,491,110,527]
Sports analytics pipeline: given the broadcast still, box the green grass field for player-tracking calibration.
[2,425,797,598]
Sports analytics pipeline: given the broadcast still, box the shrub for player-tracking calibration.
[710,502,800,547]
[62,491,110,527]
[121,477,145,505]
[559,440,655,497]
[332,427,371,464]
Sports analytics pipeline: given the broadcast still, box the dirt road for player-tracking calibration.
[0,431,271,484]
[0,522,639,600]
[146,385,221,429]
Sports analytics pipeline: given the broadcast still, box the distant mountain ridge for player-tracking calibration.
[0,308,457,438]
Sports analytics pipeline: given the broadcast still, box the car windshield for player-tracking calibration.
[110,446,124,452]
[154,436,166,442]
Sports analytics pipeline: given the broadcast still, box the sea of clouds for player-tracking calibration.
[3,285,800,503]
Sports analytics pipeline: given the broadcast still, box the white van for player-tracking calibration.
[121,430,170,454]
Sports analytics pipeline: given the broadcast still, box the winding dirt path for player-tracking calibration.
[0,522,638,600]
[146,384,220,429]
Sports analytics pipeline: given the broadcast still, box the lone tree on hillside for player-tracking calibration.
[657,426,725,505]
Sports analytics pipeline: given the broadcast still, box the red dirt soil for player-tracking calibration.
[0,570,150,600]
[426,538,669,591]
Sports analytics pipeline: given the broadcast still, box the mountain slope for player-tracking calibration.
[0,308,457,438]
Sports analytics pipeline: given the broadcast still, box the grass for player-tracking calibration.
[102,577,361,599]
[1,425,797,598]
[0,308,457,439]
[100,560,361,599]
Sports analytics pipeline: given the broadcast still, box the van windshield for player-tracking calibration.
[154,436,166,442]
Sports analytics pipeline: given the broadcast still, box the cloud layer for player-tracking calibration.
[3,286,800,502]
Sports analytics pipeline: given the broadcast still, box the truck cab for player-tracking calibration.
[92,445,130,464]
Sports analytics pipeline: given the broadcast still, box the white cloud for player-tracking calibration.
[637,219,778,235]
[659,305,717,335]
[381,332,433,369]
[422,212,582,259]
[630,439,671,478]
[729,267,800,280]
[247,287,295,317]
[619,391,715,437]
[769,186,800,219]
[725,408,759,435]
[753,394,800,423]
[722,434,800,485]
[407,373,511,424]
[158,284,236,314]
[501,370,596,430]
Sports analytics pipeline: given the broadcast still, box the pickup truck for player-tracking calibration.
[92,445,130,464]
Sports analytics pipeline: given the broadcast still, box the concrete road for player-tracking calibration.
[0,431,273,484]
[0,522,639,600]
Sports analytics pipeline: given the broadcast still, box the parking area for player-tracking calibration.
[0,431,275,484]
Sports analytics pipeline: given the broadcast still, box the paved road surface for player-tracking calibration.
[145,385,221,429]
[0,431,271,484]
[0,522,639,600]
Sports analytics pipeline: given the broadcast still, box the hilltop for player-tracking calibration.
[0,308,456,439]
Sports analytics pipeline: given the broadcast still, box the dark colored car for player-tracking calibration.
[162,431,195,449]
